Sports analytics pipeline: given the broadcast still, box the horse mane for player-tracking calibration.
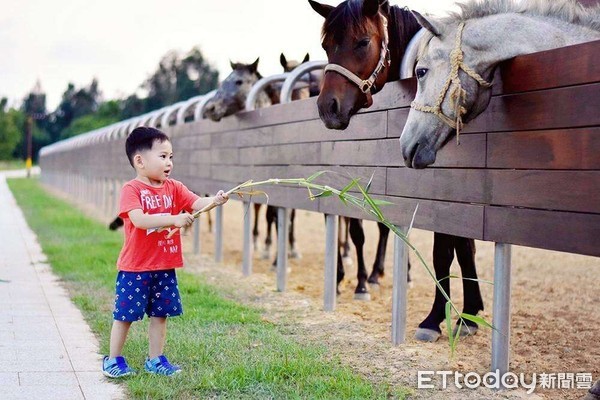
[388,5,422,81]
[445,0,600,31]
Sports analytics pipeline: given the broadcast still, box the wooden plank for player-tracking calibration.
[494,40,600,94]
[484,206,600,257]
[487,128,600,170]
[386,168,486,204]
[320,139,402,167]
[465,83,600,133]
[487,170,600,213]
[319,195,484,239]
[239,143,321,165]
[388,110,487,167]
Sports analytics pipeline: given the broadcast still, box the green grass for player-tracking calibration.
[7,178,409,400]
[0,159,26,171]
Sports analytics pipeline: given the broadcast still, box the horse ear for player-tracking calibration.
[308,0,333,19]
[362,0,379,17]
[229,60,236,70]
[303,53,310,63]
[378,0,390,14]
[411,10,443,36]
[250,58,260,73]
[280,53,287,68]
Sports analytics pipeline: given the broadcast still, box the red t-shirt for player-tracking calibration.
[116,179,200,272]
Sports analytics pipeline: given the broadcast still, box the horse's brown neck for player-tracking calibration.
[387,5,422,82]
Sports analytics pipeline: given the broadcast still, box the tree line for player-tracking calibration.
[0,47,219,161]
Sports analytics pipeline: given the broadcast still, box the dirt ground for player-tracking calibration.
[181,200,599,400]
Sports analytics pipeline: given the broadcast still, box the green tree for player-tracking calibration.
[141,46,219,113]
[0,98,23,160]
[61,100,121,139]
[46,79,100,142]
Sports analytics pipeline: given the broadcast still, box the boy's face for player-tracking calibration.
[135,139,173,184]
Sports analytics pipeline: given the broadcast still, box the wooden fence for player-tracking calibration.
[39,39,600,375]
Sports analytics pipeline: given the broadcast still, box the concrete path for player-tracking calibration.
[0,170,125,399]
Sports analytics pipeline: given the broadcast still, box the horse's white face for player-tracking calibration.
[400,5,600,169]
[400,21,493,169]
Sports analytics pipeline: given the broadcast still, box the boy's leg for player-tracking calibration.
[148,317,167,359]
[109,320,132,358]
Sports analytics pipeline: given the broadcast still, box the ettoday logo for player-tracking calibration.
[417,370,594,394]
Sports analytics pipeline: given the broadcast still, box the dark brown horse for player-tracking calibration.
[309,0,484,342]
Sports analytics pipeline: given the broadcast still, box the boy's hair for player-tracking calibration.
[125,127,170,167]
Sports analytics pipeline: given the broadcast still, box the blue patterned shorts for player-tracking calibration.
[112,269,183,322]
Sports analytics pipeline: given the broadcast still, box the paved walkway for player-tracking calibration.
[0,170,125,400]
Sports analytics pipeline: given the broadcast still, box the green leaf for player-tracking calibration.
[340,178,359,197]
[313,190,333,198]
[365,172,375,194]
[372,199,394,206]
[306,170,327,183]
[460,313,495,331]
[356,182,384,221]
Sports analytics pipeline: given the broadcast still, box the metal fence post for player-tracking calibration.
[276,207,289,292]
[242,201,253,276]
[215,205,223,263]
[491,242,512,380]
[392,226,409,345]
[324,214,338,312]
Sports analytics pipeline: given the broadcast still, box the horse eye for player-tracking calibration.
[355,38,370,49]
[416,68,428,79]
[235,80,243,86]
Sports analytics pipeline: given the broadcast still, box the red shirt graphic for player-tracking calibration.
[116,179,199,272]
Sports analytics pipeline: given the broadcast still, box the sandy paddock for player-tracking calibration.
[182,200,599,399]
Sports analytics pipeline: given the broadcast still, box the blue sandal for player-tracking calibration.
[102,355,137,378]
[144,355,181,376]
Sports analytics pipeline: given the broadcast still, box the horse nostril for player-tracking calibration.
[329,98,339,115]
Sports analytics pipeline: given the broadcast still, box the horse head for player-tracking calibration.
[400,1,600,168]
[309,0,393,130]
[280,52,314,101]
[203,58,266,121]
[400,14,494,169]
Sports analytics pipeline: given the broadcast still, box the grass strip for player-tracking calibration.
[8,177,410,400]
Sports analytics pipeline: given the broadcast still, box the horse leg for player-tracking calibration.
[252,203,261,251]
[288,209,300,259]
[348,218,369,301]
[454,236,483,337]
[415,232,455,342]
[367,222,390,286]
[264,205,276,260]
[340,216,352,264]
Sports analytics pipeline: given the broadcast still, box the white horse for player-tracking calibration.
[400,0,600,168]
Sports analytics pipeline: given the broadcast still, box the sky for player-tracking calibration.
[0,0,457,110]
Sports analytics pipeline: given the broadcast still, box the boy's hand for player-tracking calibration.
[214,190,229,205]
[173,212,194,228]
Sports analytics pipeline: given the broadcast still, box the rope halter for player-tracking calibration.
[410,22,492,143]
[323,13,391,99]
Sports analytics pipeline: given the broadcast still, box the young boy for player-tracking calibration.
[102,126,228,378]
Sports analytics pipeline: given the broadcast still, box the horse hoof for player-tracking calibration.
[261,250,271,260]
[289,250,301,259]
[453,324,478,337]
[414,328,441,342]
[342,256,353,266]
[368,282,381,292]
[353,292,371,301]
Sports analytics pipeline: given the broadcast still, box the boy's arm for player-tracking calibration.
[128,209,194,230]
[191,190,229,212]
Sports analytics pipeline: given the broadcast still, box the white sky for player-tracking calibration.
[0,0,457,110]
